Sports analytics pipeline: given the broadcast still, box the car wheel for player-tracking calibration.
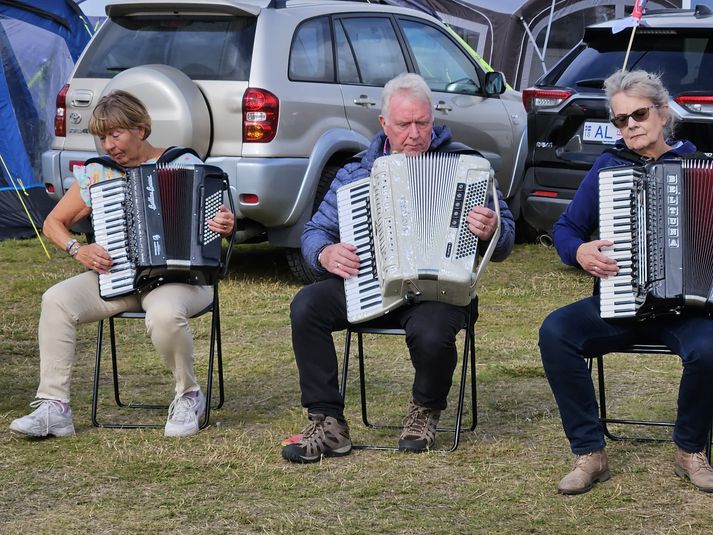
[514,217,542,244]
[96,64,211,159]
[286,164,342,284]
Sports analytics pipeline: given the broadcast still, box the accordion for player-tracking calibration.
[599,158,713,319]
[89,163,227,299]
[337,152,501,323]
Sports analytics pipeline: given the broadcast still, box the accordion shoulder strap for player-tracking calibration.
[602,146,648,165]
[158,146,200,164]
[83,155,126,173]
[435,141,482,157]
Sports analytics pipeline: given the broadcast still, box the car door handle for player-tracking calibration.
[434,100,452,112]
[71,89,94,107]
[353,95,377,107]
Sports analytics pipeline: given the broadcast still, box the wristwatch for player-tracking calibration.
[65,238,78,254]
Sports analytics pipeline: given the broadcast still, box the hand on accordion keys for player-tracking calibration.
[466,206,498,241]
[74,242,113,274]
[319,242,360,279]
[576,239,619,278]
[206,205,235,237]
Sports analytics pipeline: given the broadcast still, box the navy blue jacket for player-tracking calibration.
[301,125,515,277]
[553,139,697,267]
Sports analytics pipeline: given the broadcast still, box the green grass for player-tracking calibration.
[0,238,707,534]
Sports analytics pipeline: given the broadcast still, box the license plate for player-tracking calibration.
[582,121,621,144]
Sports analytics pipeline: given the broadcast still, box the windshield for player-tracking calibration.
[75,15,256,81]
[546,29,713,96]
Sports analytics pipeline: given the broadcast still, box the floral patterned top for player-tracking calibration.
[74,151,202,207]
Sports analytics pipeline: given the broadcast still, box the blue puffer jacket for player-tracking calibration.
[301,125,516,277]
[553,139,697,267]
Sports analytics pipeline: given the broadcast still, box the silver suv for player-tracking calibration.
[43,0,527,282]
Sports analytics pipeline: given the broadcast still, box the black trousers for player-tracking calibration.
[290,277,469,419]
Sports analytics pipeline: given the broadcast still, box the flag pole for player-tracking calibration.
[622,24,638,71]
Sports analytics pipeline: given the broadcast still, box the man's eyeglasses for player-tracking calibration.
[609,104,659,129]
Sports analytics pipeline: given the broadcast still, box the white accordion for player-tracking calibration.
[337,152,501,323]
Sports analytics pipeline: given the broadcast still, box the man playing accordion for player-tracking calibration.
[282,73,514,463]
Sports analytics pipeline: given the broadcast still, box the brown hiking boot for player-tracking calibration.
[398,399,440,453]
[674,448,713,492]
[281,413,352,463]
[558,449,610,495]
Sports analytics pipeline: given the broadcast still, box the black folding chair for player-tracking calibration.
[590,344,712,461]
[91,282,224,429]
[340,299,478,452]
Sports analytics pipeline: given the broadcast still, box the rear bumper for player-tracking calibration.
[519,166,584,234]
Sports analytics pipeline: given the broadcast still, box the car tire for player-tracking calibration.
[515,217,545,244]
[95,64,211,159]
[286,164,342,284]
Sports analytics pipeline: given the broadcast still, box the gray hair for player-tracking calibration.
[381,72,433,122]
[604,69,676,138]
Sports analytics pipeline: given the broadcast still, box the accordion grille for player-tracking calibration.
[405,153,461,264]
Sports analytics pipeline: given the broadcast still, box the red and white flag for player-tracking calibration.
[612,0,649,33]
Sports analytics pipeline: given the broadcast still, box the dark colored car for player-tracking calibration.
[519,6,713,240]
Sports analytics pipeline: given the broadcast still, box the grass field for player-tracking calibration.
[0,237,709,534]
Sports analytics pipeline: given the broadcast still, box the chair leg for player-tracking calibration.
[340,329,352,401]
[594,354,675,443]
[212,294,224,410]
[91,319,105,427]
[110,317,169,411]
[92,297,223,430]
[346,324,477,452]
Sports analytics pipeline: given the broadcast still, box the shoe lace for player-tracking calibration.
[690,451,713,473]
[402,403,429,435]
[28,399,66,434]
[167,395,198,424]
[301,418,324,441]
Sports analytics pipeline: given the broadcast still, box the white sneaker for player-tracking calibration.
[10,399,75,437]
[164,390,206,437]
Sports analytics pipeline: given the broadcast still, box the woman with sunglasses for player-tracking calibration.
[538,69,713,495]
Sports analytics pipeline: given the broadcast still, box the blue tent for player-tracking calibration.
[0,0,92,239]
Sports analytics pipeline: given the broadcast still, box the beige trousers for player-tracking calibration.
[36,270,212,402]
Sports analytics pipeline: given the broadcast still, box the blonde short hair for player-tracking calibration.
[89,90,152,139]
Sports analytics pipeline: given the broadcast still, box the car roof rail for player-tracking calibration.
[642,5,713,18]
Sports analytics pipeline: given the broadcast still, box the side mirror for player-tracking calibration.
[484,71,506,97]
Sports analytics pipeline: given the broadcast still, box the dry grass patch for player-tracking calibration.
[1,238,711,534]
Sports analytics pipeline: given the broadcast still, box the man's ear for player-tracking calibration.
[378,115,386,129]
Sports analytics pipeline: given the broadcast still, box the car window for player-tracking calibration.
[74,16,256,81]
[338,17,407,86]
[398,18,481,94]
[550,31,713,96]
[289,16,335,83]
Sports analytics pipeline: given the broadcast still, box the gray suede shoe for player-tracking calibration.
[675,448,713,492]
[558,449,610,495]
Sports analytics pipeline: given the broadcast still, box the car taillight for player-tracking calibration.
[54,84,69,137]
[522,88,573,113]
[674,95,713,115]
[243,88,279,143]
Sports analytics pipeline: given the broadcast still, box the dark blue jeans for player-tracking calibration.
[290,277,469,419]
[539,295,713,455]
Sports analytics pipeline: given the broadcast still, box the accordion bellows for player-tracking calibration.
[338,152,495,323]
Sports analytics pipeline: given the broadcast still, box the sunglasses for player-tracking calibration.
[609,104,659,129]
